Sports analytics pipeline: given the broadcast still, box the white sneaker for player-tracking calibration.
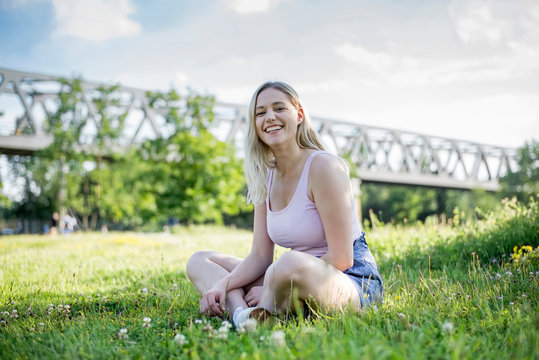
[232,306,256,328]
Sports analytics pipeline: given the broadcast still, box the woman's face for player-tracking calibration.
[254,87,303,148]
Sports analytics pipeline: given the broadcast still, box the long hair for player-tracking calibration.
[244,81,326,204]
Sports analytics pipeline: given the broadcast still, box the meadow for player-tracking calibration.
[0,198,537,359]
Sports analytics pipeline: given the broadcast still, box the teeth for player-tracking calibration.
[265,125,282,133]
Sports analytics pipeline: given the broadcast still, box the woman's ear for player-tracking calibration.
[297,107,305,125]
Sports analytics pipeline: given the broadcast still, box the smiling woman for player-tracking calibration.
[186,81,383,329]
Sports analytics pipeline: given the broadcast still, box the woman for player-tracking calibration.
[186,81,383,327]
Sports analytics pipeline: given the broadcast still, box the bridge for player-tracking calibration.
[0,67,517,191]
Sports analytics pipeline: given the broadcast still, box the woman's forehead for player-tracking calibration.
[256,87,290,106]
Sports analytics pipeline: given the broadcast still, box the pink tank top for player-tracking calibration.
[266,151,362,257]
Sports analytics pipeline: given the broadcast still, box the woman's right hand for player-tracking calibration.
[200,280,228,317]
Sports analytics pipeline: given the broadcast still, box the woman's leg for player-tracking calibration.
[186,250,263,316]
[257,251,361,314]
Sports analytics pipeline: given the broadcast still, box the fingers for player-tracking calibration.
[199,292,225,317]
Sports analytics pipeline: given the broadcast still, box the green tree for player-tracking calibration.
[500,141,538,203]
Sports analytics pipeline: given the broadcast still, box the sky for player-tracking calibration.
[0,0,538,149]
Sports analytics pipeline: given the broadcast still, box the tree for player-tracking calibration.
[500,141,538,203]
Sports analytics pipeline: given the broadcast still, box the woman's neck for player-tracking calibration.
[271,142,310,176]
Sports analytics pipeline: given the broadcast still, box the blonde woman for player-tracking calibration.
[186,81,383,326]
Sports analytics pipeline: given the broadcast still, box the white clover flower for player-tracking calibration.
[243,318,258,333]
[397,313,406,320]
[495,273,502,279]
[217,332,228,340]
[218,326,229,335]
[505,271,513,276]
[442,321,454,334]
[271,330,286,347]
[509,302,514,306]
[260,336,266,341]
[194,319,203,324]
[143,317,152,328]
[174,333,187,346]
[497,296,503,301]
[11,310,18,319]
[39,322,45,327]
[172,284,178,291]
[2,311,9,317]
[101,296,107,303]
[221,320,232,329]
[118,328,128,339]
[142,288,148,294]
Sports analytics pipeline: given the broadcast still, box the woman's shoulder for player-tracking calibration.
[309,152,350,187]
[310,152,349,175]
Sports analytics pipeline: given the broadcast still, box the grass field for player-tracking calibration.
[1,199,538,359]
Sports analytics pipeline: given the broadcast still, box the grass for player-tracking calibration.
[0,199,538,359]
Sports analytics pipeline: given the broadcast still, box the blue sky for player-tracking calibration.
[0,0,538,148]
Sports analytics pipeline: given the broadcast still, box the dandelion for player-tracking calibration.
[271,330,286,347]
[397,313,406,320]
[118,328,128,339]
[442,321,454,334]
[142,288,148,294]
[174,333,187,346]
[143,317,152,328]
[172,284,178,291]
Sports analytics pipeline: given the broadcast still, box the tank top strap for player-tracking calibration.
[298,150,328,195]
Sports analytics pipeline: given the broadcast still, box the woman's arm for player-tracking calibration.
[309,154,355,271]
[200,203,274,316]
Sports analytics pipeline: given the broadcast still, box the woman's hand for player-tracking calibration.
[200,280,228,317]
[243,286,263,307]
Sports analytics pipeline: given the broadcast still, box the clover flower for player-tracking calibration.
[221,320,232,330]
[194,319,203,324]
[172,284,178,291]
[497,296,503,301]
[2,311,9,317]
[238,318,258,333]
[118,328,128,339]
[271,330,286,347]
[11,310,18,319]
[142,288,148,294]
[174,333,187,346]
[397,313,406,320]
[442,321,454,334]
[143,317,152,328]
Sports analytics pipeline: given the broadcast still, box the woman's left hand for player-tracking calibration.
[243,286,263,307]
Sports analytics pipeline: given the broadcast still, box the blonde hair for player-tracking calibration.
[244,81,326,205]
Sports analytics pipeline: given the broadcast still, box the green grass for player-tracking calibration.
[1,199,538,359]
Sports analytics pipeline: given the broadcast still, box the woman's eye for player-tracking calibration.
[256,112,265,117]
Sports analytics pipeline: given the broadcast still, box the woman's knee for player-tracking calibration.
[186,250,216,279]
[266,251,311,287]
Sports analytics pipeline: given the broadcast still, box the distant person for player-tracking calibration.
[49,212,59,236]
[186,82,383,327]
[63,214,76,234]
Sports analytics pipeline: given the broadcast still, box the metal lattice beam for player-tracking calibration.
[0,67,517,190]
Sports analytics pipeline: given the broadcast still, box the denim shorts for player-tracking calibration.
[343,232,383,308]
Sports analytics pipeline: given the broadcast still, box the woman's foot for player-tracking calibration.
[233,307,273,328]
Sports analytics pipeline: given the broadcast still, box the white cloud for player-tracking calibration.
[51,0,141,42]
[226,0,292,14]
[335,43,393,72]
[449,0,539,47]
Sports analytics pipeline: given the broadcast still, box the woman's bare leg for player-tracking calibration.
[257,251,361,314]
[186,250,263,317]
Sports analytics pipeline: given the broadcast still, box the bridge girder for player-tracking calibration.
[0,67,517,191]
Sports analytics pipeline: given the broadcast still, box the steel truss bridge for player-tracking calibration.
[0,67,517,191]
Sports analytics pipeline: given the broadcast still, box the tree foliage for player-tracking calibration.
[4,81,249,230]
[500,141,538,204]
